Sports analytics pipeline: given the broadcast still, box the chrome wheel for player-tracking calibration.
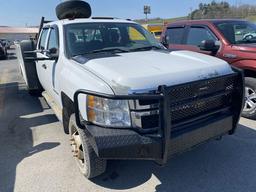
[244,86,256,112]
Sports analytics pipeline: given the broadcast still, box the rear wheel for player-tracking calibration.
[242,77,256,120]
[69,114,107,179]
[0,52,7,60]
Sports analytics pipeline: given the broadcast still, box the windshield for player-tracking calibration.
[64,22,162,57]
[215,21,256,44]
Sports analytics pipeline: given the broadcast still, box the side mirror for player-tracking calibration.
[47,48,59,60]
[24,48,59,61]
[199,40,220,53]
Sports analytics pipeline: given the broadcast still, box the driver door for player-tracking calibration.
[36,26,59,103]
[36,28,50,91]
[43,26,60,102]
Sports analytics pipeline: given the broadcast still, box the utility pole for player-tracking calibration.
[144,5,151,23]
[189,7,193,20]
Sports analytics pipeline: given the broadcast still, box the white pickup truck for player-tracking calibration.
[17,1,244,179]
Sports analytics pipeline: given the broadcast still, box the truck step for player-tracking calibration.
[42,91,62,122]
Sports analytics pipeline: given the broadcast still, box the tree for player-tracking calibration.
[189,1,256,20]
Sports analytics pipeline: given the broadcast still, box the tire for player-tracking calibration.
[56,1,92,20]
[242,77,256,120]
[69,114,107,179]
[0,55,7,60]
[28,89,42,96]
[0,50,7,60]
[19,40,43,96]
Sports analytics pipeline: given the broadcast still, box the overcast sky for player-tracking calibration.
[0,0,255,26]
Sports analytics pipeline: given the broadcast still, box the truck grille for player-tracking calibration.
[169,75,235,102]
[139,74,237,133]
[171,93,231,123]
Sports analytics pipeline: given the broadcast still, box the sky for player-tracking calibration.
[0,0,255,27]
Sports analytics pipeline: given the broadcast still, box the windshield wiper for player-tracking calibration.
[91,47,129,53]
[72,47,129,57]
[130,45,163,52]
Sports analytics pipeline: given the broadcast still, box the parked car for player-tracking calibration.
[0,42,7,59]
[161,19,256,119]
[17,1,244,179]
[243,32,256,40]
[0,39,11,49]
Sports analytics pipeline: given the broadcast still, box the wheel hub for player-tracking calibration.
[244,86,256,112]
[70,130,84,161]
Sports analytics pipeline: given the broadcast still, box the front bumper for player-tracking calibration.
[74,69,244,164]
[83,114,232,160]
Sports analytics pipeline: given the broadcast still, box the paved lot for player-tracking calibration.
[0,50,256,192]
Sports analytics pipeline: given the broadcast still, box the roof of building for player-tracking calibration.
[0,27,39,34]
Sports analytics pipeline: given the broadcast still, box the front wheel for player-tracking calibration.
[69,114,107,179]
[242,77,256,120]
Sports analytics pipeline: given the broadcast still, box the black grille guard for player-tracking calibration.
[74,68,244,164]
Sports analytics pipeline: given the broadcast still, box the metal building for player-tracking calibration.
[0,27,39,42]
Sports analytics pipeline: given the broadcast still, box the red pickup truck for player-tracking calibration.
[161,19,256,119]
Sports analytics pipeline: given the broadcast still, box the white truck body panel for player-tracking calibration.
[24,18,235,121]
[80,50,233,94]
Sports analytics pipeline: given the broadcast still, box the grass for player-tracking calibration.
[247,15,256,22]
[135,16,188,25]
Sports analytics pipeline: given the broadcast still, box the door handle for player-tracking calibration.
[42,64,47,69]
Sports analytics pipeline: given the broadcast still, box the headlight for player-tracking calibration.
[87,95,131,127]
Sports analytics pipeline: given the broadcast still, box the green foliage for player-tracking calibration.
[189,1,256,20]
[135,17,187,25]
[135,1,256,25]
[247,15,256,22]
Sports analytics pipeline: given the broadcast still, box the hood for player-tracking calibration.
[76,50,233,95]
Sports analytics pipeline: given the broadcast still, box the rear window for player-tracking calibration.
[165,27,185,44]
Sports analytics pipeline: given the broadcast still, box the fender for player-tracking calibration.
[231,59,256,72]
[58,58,114,121]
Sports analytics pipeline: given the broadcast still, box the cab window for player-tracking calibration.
[186,27,217,46]
[48,27,59,50]
[165,27,185,44]
[38,28,49,50]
